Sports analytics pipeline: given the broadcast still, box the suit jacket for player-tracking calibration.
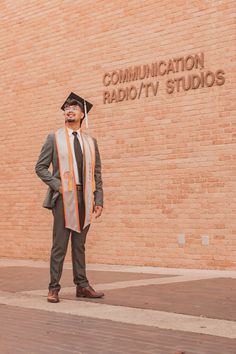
[35,132,103,209]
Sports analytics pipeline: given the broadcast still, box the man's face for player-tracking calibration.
[64,105,84,123]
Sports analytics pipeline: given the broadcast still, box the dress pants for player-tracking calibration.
[49,189,90,291]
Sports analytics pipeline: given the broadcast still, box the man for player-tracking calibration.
[35,92,104,303]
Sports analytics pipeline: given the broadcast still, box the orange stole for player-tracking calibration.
[55,127,96,232]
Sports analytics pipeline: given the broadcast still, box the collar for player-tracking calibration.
[67,127,81,136]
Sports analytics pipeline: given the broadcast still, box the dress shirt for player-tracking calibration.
[67,127,83,185]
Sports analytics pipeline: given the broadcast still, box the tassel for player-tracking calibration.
[84,99,88,129]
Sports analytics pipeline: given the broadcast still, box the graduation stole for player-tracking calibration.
[55,127,96,233]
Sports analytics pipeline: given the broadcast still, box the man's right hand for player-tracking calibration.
[58,185,62,194]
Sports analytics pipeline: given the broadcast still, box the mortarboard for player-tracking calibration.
[61,92,93,129]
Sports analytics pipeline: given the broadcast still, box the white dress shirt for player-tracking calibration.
[67,127,83,185]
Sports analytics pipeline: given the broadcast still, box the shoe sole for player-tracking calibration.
[47,299,60,303]
[76,294,104,298]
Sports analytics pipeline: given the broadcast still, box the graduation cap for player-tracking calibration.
[61,92,93,129]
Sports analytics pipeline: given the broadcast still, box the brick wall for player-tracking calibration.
[0,0,235,269]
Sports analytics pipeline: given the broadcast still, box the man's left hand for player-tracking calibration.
[94,205,103,218]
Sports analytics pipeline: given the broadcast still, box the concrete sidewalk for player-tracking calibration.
[0,259,235,354]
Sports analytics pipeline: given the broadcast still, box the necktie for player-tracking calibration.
[72,131,83,184]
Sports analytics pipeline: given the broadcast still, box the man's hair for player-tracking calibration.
[64,98,83,111]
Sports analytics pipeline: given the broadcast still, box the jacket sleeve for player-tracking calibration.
[35,133,61,192]
[93,138,104,207]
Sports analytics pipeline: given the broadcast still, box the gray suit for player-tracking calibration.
[35,132,103,209]
[35,131,103,291]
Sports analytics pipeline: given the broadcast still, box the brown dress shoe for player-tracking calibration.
[47,289,59,303]
[76,285,104,298]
